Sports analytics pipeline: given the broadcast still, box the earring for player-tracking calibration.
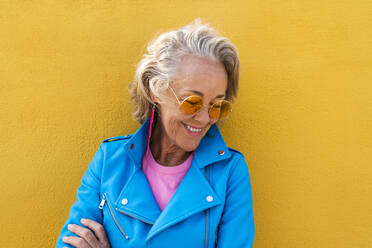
[148,103,157,147]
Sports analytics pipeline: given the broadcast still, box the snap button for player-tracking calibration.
[130,144,134,149]
[218,150,225,155]
[121,198,128,205]
[206,195,213,202]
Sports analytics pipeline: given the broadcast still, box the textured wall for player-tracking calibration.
[0,0,371,247]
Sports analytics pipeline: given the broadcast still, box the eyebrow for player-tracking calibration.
[185,90,225,99]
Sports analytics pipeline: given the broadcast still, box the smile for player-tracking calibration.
[182,123,202,133]
[186,125,202,132]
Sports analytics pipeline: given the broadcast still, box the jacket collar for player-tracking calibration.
[124,118,232,168]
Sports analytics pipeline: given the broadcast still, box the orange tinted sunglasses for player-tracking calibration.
[169,86,232,120]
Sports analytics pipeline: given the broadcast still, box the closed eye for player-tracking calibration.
[185,99,201,104]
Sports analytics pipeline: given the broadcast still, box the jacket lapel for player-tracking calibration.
[114,120,161,224]
[114,168,161,224]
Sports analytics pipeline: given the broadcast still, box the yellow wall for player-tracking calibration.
[1,1,371,247]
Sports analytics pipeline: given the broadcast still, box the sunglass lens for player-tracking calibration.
[209,102,222,119]
[180,96,203,115]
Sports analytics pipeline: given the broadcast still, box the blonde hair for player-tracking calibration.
[129,19,240,124]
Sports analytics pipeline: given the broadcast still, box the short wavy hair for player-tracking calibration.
[129,19,240,124]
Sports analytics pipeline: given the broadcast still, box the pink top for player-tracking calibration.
[142,146,193,211]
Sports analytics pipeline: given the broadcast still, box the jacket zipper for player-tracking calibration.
[115,208,154,225]
[99,193,129,240]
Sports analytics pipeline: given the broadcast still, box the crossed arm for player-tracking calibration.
[62,218,110,248]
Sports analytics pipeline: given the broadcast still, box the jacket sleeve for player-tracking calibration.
[217,155,255,248]
[56,143,104,248]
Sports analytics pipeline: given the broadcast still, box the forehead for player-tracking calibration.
[171,55,228,96]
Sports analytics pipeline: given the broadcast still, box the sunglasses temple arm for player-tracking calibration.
[169,86,182,104]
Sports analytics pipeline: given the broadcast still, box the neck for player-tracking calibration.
[149,119,192,167]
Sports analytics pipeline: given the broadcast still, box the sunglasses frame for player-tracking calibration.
[168,86,232,120]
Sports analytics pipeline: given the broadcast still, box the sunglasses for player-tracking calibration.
[169,86,232,120]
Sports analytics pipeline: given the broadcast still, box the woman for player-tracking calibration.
[57,20,254,248]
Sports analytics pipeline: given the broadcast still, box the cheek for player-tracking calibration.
[160,108,184,137]
[168,118,180,137]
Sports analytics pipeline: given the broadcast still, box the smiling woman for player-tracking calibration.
[56,19,255,248]
[150,55,229,156]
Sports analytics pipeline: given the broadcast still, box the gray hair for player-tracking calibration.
[129,19,240,124]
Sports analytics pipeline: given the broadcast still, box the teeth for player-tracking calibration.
[186,125,202,132]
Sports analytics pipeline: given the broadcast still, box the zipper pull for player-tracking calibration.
[98,194,106,209]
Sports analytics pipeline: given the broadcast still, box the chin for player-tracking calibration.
[180,139,201,152]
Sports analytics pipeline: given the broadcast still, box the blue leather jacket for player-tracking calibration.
[57,119,255,247]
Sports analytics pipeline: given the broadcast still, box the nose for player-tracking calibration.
[193,105,211,125]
